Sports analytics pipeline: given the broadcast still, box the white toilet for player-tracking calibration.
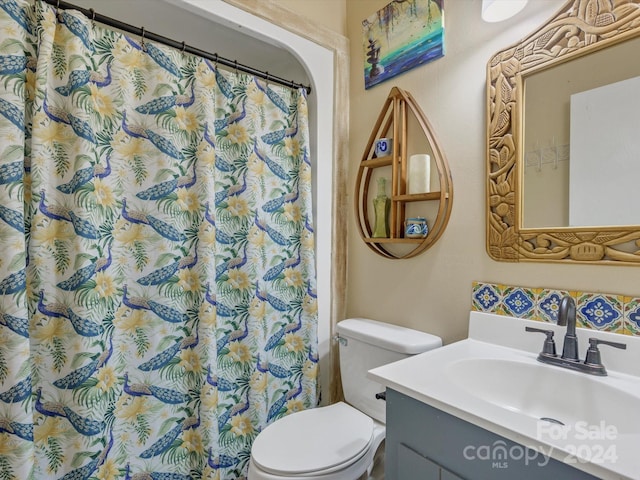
[248,318,442,480]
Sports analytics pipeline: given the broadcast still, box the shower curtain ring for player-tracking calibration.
[140,27,146,51]
[214,53,219,68]
[181,41,186,53]
[89,8,95,28]
[233,60,238,75]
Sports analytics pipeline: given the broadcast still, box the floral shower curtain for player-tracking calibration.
[0,1,318,479]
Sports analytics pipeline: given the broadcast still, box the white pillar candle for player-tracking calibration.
[408,154,431,194]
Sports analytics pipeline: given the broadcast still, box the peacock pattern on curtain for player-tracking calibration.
[0,1,318,479]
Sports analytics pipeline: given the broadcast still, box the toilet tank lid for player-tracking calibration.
[337,318,442,354]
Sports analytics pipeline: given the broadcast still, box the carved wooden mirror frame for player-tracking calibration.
[486,0,640,265]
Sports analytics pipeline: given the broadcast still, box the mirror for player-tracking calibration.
[486,0,640,264]
[522,36,640,228]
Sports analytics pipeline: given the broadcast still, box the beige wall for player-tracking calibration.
[277,0,640,346]
[344,0,640,345]
[272,0,347,35]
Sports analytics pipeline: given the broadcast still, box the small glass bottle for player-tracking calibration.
[372,177,390,238]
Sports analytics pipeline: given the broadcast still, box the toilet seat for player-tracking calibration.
[251,402,374,476]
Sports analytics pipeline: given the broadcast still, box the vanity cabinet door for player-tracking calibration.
[397,443,440,479]
[441,470,465,480]
[385,388,600,480]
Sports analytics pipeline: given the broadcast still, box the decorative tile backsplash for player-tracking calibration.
[472,281,639,336]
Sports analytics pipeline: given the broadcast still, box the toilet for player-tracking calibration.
[248,318,442,480]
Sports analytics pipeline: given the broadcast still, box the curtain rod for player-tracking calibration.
[41,0,312,93]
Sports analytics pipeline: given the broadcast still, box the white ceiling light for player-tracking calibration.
[482,0,528,22]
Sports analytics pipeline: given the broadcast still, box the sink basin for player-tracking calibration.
[368,311,640,480]
[446,357,640,435]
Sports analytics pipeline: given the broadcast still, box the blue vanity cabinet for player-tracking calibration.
[397,442,463,479]
[385,389,599,480]
[440,471,464,480]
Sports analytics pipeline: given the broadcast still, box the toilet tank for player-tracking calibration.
[336,318,441,424]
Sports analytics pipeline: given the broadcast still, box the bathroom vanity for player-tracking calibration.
[386,388,598,479]
[369,312,640,480]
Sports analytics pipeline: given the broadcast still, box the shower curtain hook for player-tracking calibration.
[233,60,238,75]
[140,27,146,52]
[89,8,96,28]
[181,41,186,53]
[214,53,219,68]
[265,72,270,86]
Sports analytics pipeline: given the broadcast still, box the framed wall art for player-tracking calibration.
[362,0,445,89]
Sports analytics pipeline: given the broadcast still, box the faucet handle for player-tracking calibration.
[585,338,627,366]
[525,326,557,356]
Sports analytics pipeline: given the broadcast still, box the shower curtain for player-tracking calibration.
[0,1,318,479]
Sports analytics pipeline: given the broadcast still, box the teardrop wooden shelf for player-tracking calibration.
[355,87,453,259]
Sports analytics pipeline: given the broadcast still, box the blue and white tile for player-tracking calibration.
[501,286,535,319]
[576,292,624,333]
[471,282,502,313]
[623,297,640,335]
[468,282,640,338]
[536,289,572,323]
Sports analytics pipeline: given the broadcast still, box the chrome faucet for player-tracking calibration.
[525,295,626,376]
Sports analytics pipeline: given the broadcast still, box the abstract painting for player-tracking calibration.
[362,0,445,89]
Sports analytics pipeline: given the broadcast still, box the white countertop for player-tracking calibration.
[368,312,640,480]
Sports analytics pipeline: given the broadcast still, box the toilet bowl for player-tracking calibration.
[248,318,442,480]
[248,402,385,480]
